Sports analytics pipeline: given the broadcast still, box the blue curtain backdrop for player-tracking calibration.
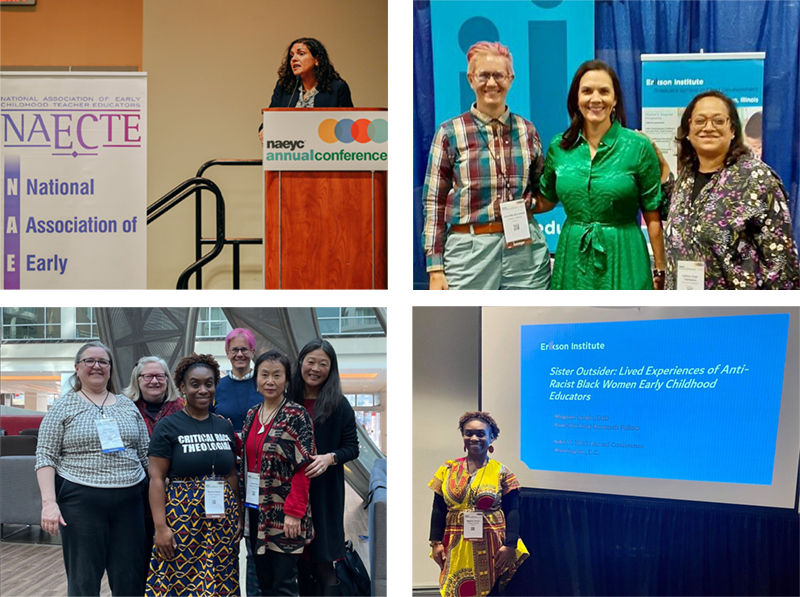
[507,489,799,596]
[595,0,800,255]
[413,0,800,289]
[413,1,435,290]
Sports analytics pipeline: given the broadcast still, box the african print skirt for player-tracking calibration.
[146,477,240,597]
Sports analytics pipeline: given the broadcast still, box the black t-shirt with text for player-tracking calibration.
[149,410,236,478]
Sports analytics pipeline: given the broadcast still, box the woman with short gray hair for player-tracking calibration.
[122,356,184,436]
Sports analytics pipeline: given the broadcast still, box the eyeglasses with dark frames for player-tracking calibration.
[139,374,167,382]
[228,347,252,354]
[79,358,111,368]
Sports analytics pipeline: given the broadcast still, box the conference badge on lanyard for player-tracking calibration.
[499,199,532,249]
[205,479,226,518]
[463,511,484,540]
[95,418,125,453]
[245,472,260,509]
[677,261,705,290]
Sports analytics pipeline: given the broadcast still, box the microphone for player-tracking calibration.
[287,75,301,107]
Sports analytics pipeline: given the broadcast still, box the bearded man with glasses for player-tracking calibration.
[422,41,551,290]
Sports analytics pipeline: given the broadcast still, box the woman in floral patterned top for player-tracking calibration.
[651,90,800,289]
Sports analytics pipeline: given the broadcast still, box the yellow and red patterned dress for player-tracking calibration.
[429,459,528,597]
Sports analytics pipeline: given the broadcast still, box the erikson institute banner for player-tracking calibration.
[641,53,765,174]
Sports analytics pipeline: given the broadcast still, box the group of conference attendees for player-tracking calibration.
[422,41,800,290]
[34,330,359,597]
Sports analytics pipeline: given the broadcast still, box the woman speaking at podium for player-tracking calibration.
[259,37,353,143]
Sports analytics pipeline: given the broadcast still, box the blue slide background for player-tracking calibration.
[520,314,789,485]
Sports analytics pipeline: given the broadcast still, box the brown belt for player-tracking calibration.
[450,210,533,235]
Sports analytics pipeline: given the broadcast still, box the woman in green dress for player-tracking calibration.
[537,60,666,289]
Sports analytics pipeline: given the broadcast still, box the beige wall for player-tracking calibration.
[413,307,481,589]
[143,0,388,288]
[0,0,142,69]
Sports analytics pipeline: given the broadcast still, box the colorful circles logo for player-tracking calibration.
[318,118,388,144]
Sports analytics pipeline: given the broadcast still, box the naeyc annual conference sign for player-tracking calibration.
[1,72,147,289]
[262,109,387,171]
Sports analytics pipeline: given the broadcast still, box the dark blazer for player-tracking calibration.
[269,78,354,108]
[260,79,354,131]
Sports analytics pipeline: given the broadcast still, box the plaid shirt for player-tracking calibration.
[421,104,544,271]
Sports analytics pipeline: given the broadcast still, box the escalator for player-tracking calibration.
[97,307,386,502]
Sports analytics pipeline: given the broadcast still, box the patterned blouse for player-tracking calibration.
[663,154,800,289]
[35,391,149,487]
[239,401,316,555]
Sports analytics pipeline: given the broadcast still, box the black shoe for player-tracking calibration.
[319,580,341,596]
[298,573,316,596]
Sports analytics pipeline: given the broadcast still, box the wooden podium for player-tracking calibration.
[262,107,387,289]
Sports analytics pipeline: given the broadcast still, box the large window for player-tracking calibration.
[1,307,61,340]
[196,307,231,338]
[75,307,99,339]
[345,393,383,450]
[316,308,383,337]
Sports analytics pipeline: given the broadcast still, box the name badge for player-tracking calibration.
[677,261,705,290]
[245,472,260,509]
[95,419,125,453]
[499,199,532,249]
[463,511,483,540]
[204,480,226,518]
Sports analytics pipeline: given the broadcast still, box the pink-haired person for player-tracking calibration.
[211,328,262,432]
[421,41,551,290]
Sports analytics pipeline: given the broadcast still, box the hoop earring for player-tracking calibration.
[463,444,467,453]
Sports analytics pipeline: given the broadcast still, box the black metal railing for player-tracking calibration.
[147,159,261,289]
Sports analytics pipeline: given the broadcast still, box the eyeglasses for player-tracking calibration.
[139,374,167,382]
[691,116,730,129]
[228,347,251,354]
[473,71,512,84]
[79,358,111,368]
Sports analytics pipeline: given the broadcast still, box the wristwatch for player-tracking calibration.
[330,452,339,465]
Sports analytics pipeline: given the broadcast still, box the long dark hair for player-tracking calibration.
[560,59,626,149]
[289,338,343,424]
[70,341,116,394]
[253,350,292,397]
[277,37,344,94]
[675,90,750,173]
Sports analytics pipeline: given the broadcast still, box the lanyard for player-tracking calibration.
[231,378,251,425]
[475,115,514,202]
[258,399,284,434]
[81,390,111,417]
[465,458,490,509]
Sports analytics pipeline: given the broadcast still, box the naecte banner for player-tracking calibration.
[1,72,147,289]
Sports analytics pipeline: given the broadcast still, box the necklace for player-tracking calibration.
[258,398,284,434]
[80,389,111,416]
[182,407,217,476]
[466,455,489,475]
